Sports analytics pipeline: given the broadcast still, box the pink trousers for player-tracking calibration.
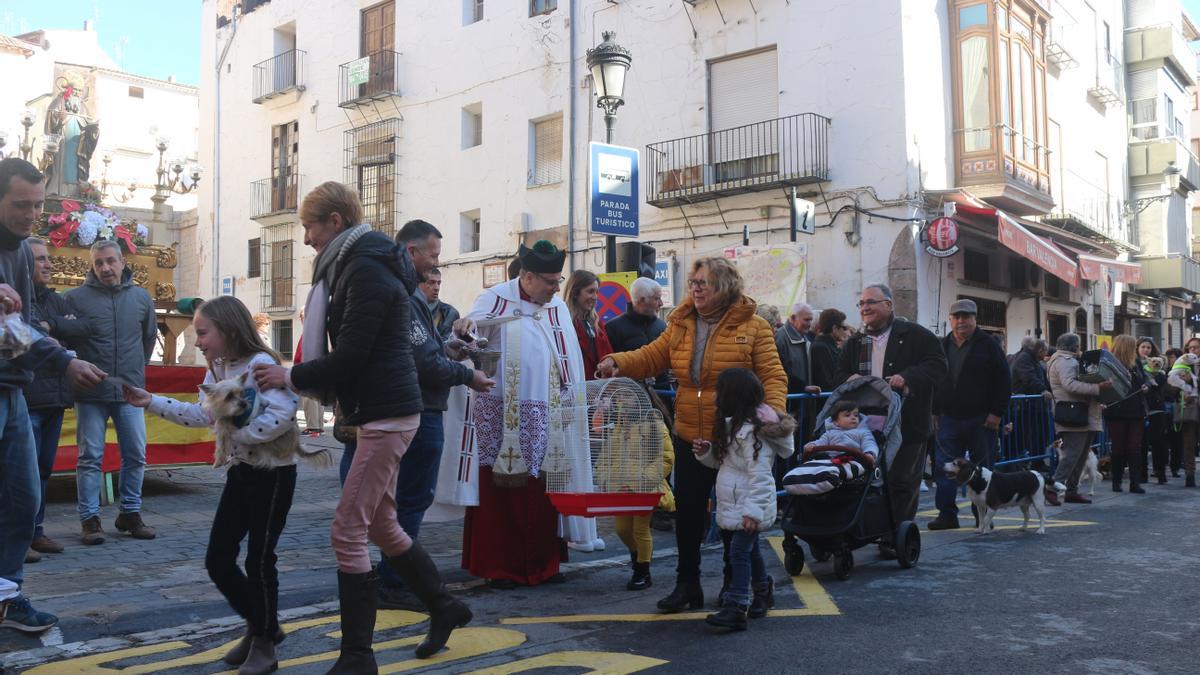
[331,415,420,573]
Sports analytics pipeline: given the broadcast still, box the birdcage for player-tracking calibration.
[542,377,667,517]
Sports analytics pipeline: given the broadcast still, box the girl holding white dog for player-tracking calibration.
[124,296,301,675]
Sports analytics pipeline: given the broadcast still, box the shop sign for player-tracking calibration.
[924,217,959,258]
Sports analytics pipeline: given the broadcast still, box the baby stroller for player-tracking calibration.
[779,376,920,580]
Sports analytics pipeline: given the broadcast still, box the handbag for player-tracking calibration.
[1174,395,1200,425]
[1053,400,1089,427]
[332,404,358,444]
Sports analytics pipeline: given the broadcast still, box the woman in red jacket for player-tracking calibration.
[564,269,613,380]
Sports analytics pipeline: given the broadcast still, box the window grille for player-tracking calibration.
[259,224,294,311]
[273,320,294,360]
[248,238,261,278]
[344,118,401,238]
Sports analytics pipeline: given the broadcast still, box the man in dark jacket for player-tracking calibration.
[0,158,106,634]
[928,299,1012,530]
[605,276,668,388]
[418,267,459,340]
[836,283,947,545]
[1010,337,1051,396]
[64,240,158,544]
[776,302,819,394]
[376,220,493,609]
[23,238,90,558]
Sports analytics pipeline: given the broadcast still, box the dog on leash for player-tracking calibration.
[201,372,333,469]
[1053,438,1103,496]
[942,458,1065,535]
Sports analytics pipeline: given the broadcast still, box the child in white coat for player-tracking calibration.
[694,368,794,631]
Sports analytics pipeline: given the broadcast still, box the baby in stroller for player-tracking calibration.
[783,401,879,496]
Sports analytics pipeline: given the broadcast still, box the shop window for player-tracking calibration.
[1048,313,1069,346]
[963,249,990,284]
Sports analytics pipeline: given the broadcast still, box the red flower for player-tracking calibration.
[49,221,78,248]
[59,199,81,214]
[114,225,137,255]
[48,213,69,227]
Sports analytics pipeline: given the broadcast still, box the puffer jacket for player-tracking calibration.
[1047,350,1103,432]
[401,255,474,412]
[290,231,423,426]
[64,267,157,402]
[804,416,880,457]
[698,414,795,530]
[610,296,787,443]
[23,284,90,409]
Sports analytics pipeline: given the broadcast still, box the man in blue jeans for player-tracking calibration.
[0,158,107,632]
[65,240,159,544]
[929,299,1012,531]
[370,221,492,608]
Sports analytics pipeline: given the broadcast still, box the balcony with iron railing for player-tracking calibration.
[252,49,306,104]
[1041,169,1131,247]
[645,112,830,208]
[338,50,401,108]
[250,173,303,221]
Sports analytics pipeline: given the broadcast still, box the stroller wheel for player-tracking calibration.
[784,548,805,576]
[833,552,853,581]
[895,520,921,569]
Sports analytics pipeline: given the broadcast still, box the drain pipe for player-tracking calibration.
[566,0,578,273]
[212,7,239,296]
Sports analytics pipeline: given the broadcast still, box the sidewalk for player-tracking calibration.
[1,433,677,652]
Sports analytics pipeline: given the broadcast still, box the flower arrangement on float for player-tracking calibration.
[39,199,148,254]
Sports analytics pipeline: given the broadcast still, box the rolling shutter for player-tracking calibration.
[709,48,779,133]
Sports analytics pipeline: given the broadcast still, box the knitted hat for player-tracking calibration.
[517,240,566,274]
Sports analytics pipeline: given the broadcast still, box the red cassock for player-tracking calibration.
[574,317,613,381]
[462,467,568,585]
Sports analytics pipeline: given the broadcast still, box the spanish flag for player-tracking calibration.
[53,365,215,472]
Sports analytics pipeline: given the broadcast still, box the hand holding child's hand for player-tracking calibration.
[123,384,152,408]
[741,515,759,532]
[692,438,711,457]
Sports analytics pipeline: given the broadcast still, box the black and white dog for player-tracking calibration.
[942,458,1065,535]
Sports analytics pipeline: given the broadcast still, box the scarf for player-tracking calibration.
[864,316,895,337]
[300,224,371,389]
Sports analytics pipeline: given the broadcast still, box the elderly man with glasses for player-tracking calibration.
[835,283,946,556]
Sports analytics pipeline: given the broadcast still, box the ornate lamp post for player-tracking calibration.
[586,31,633,273]
[150,136,203,213]
[98,150,137,203]
[18,108,38,161]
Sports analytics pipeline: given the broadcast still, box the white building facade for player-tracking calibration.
[198,0,1195,356]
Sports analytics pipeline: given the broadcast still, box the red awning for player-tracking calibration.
[1075,253,1142,285]
[952,202,1080,286]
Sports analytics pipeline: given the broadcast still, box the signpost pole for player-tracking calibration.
[605,118,617,273]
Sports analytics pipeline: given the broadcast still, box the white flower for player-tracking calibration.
[99,225,114,241]
[76,220,99,245]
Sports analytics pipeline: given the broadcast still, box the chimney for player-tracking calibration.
[83,20,93,31]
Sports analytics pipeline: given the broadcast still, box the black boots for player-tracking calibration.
[748,575,774,619]
[627,553,652,591]
[656,579,703,612]
[326,571,378,674]
[386,542,473,659]
[705,603,748,631]
[1112,456,1125,492]
[1187,474,1197,488]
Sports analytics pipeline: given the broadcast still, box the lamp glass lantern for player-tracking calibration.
[586,31,632,127]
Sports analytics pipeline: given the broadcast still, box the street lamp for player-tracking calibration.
[98,150,137,204]
[17,108,38,161]
[586,31,632,273]
[150,135,203,213]
[1126,161,1185,217]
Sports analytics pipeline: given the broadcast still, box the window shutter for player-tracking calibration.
[709,48,779,133]
[248,238,261,278]
[532,116,563,185]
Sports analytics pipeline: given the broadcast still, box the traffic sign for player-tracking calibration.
[589,142,639,238]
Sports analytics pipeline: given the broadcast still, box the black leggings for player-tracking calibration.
[671,434,720,583]
[206,463,297,637]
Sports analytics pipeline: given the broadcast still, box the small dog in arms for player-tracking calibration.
[1053,438,1103,496]
[942,458,1065,535]
[202,372,332,469]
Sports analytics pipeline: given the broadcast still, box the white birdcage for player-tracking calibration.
[542,377,667,517]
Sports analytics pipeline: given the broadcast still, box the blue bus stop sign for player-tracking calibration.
[589,142,639,238]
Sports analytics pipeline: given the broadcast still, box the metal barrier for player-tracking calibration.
[997,394,1057,469]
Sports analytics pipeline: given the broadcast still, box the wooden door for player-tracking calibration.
[361,1,395,97]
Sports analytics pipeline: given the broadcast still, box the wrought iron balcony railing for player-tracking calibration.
[250,173,302,220]
[338,50,401,108]
[646,112,831,208]
[252,50,306,103]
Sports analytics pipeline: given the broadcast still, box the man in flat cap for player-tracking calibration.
[928,298,1011,530]
[454,241,593,587]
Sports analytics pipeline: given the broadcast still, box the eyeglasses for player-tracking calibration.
[687,278,709,289]
[856,298,889,308]
[535,273,564,286]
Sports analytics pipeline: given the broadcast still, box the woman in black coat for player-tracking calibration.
[810,308,850,392]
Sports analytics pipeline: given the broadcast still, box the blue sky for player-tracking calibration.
[0,1,200,85]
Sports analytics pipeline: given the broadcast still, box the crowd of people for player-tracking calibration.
[2,155,1198,670]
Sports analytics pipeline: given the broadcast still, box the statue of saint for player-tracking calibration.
[45,72,97,197]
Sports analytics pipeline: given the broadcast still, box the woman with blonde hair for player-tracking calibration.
[597,256,788,615]
[1104,334,1149,494]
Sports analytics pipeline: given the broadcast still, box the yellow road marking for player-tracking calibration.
[766,536,841,616]
[467,650,668,674]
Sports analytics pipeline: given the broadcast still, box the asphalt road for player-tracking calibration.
[6,474,1199,674]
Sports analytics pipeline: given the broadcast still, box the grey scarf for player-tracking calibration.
[300,224,372,390]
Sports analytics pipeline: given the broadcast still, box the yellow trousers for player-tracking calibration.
[614,514,653,563]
